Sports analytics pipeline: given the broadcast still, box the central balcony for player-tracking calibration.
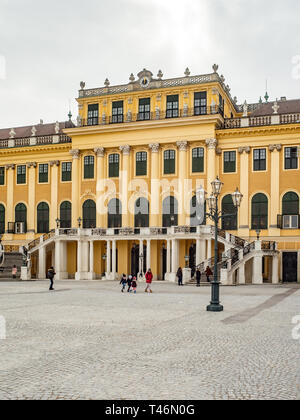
[80,106,224,127]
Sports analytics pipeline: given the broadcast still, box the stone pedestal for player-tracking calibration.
[21,266,31,281]
[182,268,192,284]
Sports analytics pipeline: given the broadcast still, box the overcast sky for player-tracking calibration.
[0,0,299,128]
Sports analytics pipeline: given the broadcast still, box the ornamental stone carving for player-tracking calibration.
[9,129,16,139]
[120,145,131,156]
[243,101,248,117]
[176,141,188,152]
[76,115,82,127]
[50,160,60,167]
[205,139,218,150]
[5,164,15,170]
[26,162,37,168]
[272,101,280,114]
[94,147,105,157]
[149,143,160,153]
[269,144,282,152]
[31,126,37,137]
[70,149,80,159]
[55,121,60,134]
[238,146,251,154]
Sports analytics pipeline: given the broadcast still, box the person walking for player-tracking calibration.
[177,267,183,286]
[12,265,17,279]
[131,277,137,294]
[47,266,56,291]
[127,274,133,293]
[196,268,201,287]
[120,274,127,293]
[145,269,153,293]
[205,266,213,283]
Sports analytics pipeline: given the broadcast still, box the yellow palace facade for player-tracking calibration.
[0,66,299,284]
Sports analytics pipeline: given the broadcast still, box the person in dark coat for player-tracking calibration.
[177,267,183,286]
[120,274,127,293]
[127,274,133,292]
[196,268,201,287]
[205,266,213,282]
[47,267,56,291]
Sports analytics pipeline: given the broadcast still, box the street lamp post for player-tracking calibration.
[55,218,61,229]
[197,178,243,312]
[256,229,261,241]
[77,217,82,229]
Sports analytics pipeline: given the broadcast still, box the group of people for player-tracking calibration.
[44,265,212,291]
[120,269,153,294]
[176,266,213,287]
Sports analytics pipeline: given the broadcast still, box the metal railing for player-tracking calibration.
[80,106,223,127]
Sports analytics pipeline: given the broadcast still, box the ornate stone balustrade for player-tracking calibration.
[0,134,72,149]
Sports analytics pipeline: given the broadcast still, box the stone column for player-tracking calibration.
[88,240,95,280]
[120,145,131,228]
[205,139,217,196]
[269,145,282,236]
[5,164,15,232]
[238,263,246,285]
[38,246,46,279]
[207,239,212,260]
[112,240,117,280]
[138,240,144,274]
[176,141,188,226]
[27,162,37,236]
[170,239,178,282]
[272,254,279,284]
[55,240,68,280]
[238,147,250,236]
[252,241,263,284]
[50,161,60,231]
[149,143,160,227]
[166,240,171,274]
[146,240,151,271]
[106,240,111,276]
[70,150,80,228]
[94,148,105,228]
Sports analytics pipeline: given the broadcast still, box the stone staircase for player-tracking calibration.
[0,252,24,280]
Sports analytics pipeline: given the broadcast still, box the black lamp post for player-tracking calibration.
[77,217,82,228]
[256,229,261,241]
[55,218,61,229]
[197,178,243,312]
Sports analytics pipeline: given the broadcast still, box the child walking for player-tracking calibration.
[120,274,127,293]
[131,277,137,294]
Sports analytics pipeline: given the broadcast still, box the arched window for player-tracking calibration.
[190,196,206,227]
[37,202,49,234]
[282,192,299,215]
[222,195,237,230]
[15,203,27,233]
[135,198,149,228]
[251,194,268,230]
[108,199,122,228]
[162,196,178,227]
[0,205,5,234]
[60,201,72,229]
[82,200,96,229]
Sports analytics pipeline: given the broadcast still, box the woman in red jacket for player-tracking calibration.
[145,269,153,293]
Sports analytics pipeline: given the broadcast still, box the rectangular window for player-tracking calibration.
[253,149,266,171]
[224,151,236,173]
[109,154,120,178]
[285,147,298,170]
[164,150,176,174]
[39,164,48,183]
[138,98,151,121]
[62,162,72,182]
[136,152,147,176]
[84,156,94,179]
[111,101,124,124]
[194,92,207,115]
[166,95,179,118]
[87,104,99,126]
[192,148,204,173]
[0,167,4,185]
[17,165,26,184]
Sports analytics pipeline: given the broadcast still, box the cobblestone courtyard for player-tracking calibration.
[0,280,299,400]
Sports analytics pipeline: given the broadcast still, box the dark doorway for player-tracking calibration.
[162,246,167,280]
[131,244,146,277]
[283,252,298,283]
